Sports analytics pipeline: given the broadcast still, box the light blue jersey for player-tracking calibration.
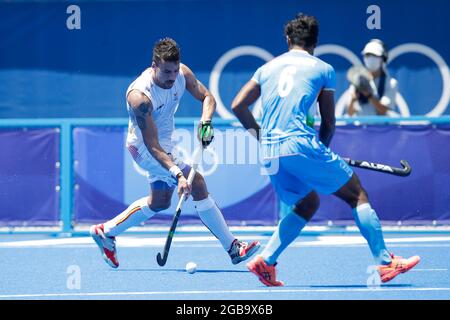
[253,49,352,202]
[251,50,392,270]
[252,49,335,153]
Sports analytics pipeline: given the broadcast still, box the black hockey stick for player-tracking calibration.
[156,195,186,266]
[342,158,412,177]
[156,148,202,266]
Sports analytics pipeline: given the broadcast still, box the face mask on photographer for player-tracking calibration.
[364,55,383,72]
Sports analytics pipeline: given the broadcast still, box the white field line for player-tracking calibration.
[1,236,450,248]
[2,287,450,299]
[410,269,448,272]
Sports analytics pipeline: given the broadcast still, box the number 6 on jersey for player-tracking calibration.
[278,65,297,97]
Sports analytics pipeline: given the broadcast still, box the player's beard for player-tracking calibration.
[165,80,175,88]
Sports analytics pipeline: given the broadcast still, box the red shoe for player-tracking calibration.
[247,256,284,287]
[377,254,420,283]
[228,239,261,265]
[90,224,119,268]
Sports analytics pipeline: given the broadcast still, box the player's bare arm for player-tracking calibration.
[231,79,262,140]
[317,89,336,147]
[127,89,191,196]
[348,89,359,116]
[368,95,389,115]
[127,89,175,169]
[182,64,215,121]
[182,64,216,147]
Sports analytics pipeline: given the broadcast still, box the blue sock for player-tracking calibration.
[261,213,307,265]
[352,203,391,265]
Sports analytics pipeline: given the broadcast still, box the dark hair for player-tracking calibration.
[152,37,180,63]
[284,13,319,49]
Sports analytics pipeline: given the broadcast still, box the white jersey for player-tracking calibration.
[126,67,186,151]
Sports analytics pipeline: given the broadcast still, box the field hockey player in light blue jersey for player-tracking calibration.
[232,13,420,286]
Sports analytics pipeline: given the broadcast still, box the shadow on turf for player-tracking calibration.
[114,268,248,273]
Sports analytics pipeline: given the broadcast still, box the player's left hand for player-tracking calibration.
[197,120,214,147]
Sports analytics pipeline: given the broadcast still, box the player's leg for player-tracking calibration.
[248,156,317,286]
[334,173,420,282]
[188,168,260,264]
[90,145,177,268]
[100,144,179,237]
[90,181,173,268]
[261,191,318,266]
[333,173,391,264]
[248,140,358,286]
[103,181,173,236]
[274,147,379,265]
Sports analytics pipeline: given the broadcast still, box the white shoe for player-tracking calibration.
[90,224,119,268]
[228,239,261,265]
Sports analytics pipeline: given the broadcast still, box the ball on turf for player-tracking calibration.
[185,262,197,274]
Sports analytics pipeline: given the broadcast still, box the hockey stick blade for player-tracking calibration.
[156,207,181,266]
[156,252,166,266]
[398,160,412,176]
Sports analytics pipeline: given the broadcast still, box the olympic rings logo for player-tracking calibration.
[209,44,450,118]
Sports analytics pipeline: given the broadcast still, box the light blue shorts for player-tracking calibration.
[262,136,353,205]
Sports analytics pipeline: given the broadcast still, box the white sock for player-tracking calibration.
[194,195,235,251]
[103,197,156,237]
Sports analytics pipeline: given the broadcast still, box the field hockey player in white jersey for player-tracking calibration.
[90,38,260,268]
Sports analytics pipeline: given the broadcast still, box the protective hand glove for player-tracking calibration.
[197,120,214,147]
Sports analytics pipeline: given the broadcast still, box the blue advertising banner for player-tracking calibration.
[72,123,450,226]
[1,0,449,118]
[0,128,60,226]
[73,124,279,226]
[1,122,448,227]
[313,124,450,225]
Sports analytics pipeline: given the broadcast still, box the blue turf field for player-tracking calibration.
[0,231,449,300]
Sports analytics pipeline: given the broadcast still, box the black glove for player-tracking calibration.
[197,120,214,147]
[347,65,375,97]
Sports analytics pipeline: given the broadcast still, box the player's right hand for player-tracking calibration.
[177,175,191,200]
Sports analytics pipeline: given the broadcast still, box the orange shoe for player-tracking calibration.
[247,256,284,287]
[377,254,420,283]
[390,253,403,260]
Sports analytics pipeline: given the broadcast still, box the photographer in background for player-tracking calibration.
[345,39,399,116]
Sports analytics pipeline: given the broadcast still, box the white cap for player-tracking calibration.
[362,41,385,57]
